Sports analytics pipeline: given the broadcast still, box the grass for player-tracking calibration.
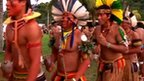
[0,34,97,81]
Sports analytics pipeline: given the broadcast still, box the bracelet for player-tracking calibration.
[139,61,144,65]
[107,42,111,48]
[72,78,76,81]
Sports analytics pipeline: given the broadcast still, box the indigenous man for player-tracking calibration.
[44,0,90,81]
[121,16,142,81]
[94,0,128,81]
[135,22,144,80]
[1,0,46,81]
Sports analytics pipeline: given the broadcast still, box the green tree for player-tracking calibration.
[35,2,53,25]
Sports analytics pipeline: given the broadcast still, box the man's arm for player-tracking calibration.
[1,40,12,79]
[125,32,142,54]
[26,20,42,81]
[45,46,58,72]
[4,40,12,61]
[75,53,90,81]
[94,27,128,53]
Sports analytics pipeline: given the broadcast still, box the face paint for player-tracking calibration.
[6,0,24,18]
[62,12,76,31]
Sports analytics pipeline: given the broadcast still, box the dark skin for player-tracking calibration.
[48,13,90,81]
[3,0,42,81]
[94,13,128,61]
[135,28,144,79]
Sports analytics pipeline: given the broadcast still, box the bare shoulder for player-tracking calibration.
[93,25,101,33]
[133,31,140,39]
[75,28,82,35]
[25,19,42,41]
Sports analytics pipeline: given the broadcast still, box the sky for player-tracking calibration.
[3,0,51,11]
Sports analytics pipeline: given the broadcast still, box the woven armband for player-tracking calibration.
[132,39,142,47]
[27,42,41,48]
[107,42,111,48]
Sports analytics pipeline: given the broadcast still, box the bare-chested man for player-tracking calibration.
[121,17,142,81]
[44,0,90,81]
[1,0,46,81]
[135,22,144,80]
[94,0,128,81]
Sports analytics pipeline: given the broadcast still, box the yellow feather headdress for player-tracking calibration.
[52,0,89,26]
[95,0,123,24]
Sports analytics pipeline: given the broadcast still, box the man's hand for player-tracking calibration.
[1,61,13,79]
[97,34,108,46]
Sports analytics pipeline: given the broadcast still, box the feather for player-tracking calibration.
[68,0,77,12]
[71,1,82,14]
[74,6,88,18]
[95,0,123,24]
[52,6,63,15]
[131,14,137,27]
[52,16,63,21]
[52,0,89,24]
[61,0,69,11]
[78,21,87,26]
[53,0,64,12]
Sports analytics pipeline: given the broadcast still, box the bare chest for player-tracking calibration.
[102,29,116,44]
[6,25,27,46]
[54,33,81,52]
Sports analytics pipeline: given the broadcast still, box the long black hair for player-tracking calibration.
[25,0,32,13]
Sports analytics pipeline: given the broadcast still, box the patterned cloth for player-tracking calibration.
[9,71,46,81]
[122,59,139,81]
[97,57,125,81]
[53,72,87,81]
[95,0,123,24]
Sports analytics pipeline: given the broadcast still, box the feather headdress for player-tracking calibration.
[52,0,89,26]
[95,0,123,24]
[124,6,137,27]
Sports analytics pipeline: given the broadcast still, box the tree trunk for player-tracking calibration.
[0,0,3,52]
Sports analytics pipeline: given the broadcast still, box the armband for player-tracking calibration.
[139,61,144,65]
[132,39,142,47]
[27,42,41,48]
[107,42,111,48]
[72,78,76,81]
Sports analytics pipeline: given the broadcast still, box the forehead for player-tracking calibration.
[122,19,131,24]
[97,9,111,14]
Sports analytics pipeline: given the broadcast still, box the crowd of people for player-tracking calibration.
[0,0,144,81]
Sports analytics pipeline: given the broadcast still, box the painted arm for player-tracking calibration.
[125,32,142,54]
[4,40,12,61]
[44,46,58,72]
[75,54,90,81]
[1,40,13,79]
[26,21,42,81]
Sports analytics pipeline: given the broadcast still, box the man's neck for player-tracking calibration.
[102,21,111,30]
[125,28,132,34]
[12,10,26,20]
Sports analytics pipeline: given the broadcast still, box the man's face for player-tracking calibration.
[62,13,76,30]
[97,13,109,25]
[121,21,131,30]
[6,0,24,17]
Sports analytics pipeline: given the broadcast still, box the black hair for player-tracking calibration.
[10,0,32,13]
[25,0,32,13]
[97,5,111,10]
[123,17,129,20]
[137,22,144,29]
[97,5,114,22]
